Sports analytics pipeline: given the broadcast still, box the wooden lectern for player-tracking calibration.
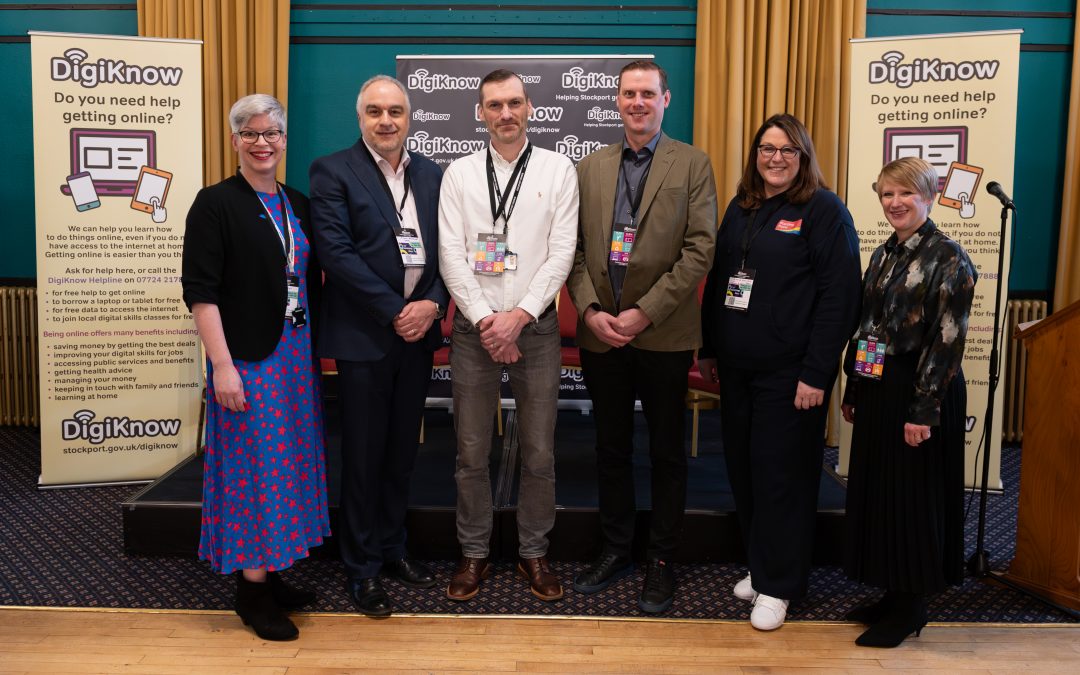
[1003,299,1080,610]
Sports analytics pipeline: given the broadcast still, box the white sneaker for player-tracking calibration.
[750,594,789,631]
[733,574,757,602]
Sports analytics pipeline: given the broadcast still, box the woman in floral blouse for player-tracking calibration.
[841,157,977,648]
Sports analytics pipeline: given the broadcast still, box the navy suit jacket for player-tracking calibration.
[309,141,448,361]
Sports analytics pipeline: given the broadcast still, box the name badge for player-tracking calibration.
[505,251,519,271]
[609,223,636,266]
[853,331,886,380]
[285,274,300,317]
[724,268,755,311]
[474,233,506,276]
[397,227,426,267]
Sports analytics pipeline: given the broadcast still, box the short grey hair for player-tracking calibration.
[229,94,287,133]
[356,75,411,115]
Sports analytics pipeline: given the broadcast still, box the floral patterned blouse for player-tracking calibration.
[843,219,978,425]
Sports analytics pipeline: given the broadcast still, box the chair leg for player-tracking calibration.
[496,398,503,436]
[691,402,700,458]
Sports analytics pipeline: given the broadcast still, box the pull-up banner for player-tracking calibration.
[30,31,203,486]
[843,30,1022,489]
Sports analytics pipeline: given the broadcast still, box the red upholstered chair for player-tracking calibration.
[686,359,720,457]
[432,298,455,368]
[685,277,719,457]
[557,285,580,369]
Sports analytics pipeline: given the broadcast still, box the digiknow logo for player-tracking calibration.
[51,47,183,88]
[61,409,181,445]
[407,69,481,93]
[561,67,618,92]
[472,104,565,123]
[868,50,1000,89]
[556,135,605,162]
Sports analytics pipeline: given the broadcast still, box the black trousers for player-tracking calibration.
[337,340,433,580]
[580,346,693,560]
[719,363,832,600]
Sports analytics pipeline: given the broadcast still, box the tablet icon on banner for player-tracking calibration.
[939,161,983,220]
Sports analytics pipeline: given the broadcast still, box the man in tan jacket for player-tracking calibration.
[566,60,718,614]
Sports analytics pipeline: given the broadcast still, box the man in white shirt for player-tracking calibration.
[438,69,578,602]
[310,75,447,617]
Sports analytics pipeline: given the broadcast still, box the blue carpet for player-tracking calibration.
[0,423,1073,622]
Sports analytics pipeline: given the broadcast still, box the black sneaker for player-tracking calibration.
[638,559,675,614]
[572,553,633,594]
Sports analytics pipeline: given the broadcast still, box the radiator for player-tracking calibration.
[0,286,38,426]
[1002,299,1048,442]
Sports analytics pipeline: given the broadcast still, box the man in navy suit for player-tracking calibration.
[309,75,448,617]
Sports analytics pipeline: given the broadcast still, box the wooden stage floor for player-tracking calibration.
[0,607,1077,673]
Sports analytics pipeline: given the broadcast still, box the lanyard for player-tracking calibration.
[739,200,786,268]
[619,151,652,226]
[257,186,295,274]
[865,228,935,329]
[363,146,412,230]
[487,143,532,233]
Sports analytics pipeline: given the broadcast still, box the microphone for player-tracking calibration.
[986,181,1015,209]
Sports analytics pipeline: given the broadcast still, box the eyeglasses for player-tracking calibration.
[758,144,800,160]
[237,129,283,144]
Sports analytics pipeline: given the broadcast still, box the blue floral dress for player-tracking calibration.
[198,190,330,574]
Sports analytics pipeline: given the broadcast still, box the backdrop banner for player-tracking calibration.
[399,54,648,402]
[396,54,649,167]
[30,31,203,486]
[843,30,1022,489]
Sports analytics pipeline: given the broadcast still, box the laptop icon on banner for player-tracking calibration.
[60,128,157,197]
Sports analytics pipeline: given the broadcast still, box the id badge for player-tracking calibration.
[285,274,300,317]
[609,223,636,266]
[474,233,506,276]
[724,268,755,311]
[396,227,426,267]
[853,331,886,380]
[505,251,518,271]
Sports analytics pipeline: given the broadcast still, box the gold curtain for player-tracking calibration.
[137,0,291,186]
[1054,9,1080,311]
[693,0,866,445]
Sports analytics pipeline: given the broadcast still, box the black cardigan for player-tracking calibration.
[181,172,322,362]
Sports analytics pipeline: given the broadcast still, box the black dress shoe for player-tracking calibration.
[347,577,392,618]
[638,559,675,614]
[573,553,633,594]
[235,574,298,641]
[855,593,927,648]
[382,558,437,589]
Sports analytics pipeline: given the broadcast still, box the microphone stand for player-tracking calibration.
[965,200,1080,619]
[966,202,1010,577]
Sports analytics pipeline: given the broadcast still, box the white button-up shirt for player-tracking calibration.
[363,139,424,298]
[438,141,578,324]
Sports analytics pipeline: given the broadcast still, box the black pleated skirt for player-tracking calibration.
[844,351,966,594]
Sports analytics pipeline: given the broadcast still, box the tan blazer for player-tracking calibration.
[567,133,718,353]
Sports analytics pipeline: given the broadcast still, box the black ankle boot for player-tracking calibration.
[845,591,895,625]
[235,573,299,641]
[855,592,927,648]
[268,571,316,610]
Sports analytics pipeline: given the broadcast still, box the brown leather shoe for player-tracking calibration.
[447,556,491,601]
[518,556,564,601]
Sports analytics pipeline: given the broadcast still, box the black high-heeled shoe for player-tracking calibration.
[845,591,894,625]
[854,593,927,648]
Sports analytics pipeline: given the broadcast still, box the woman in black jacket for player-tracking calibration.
[841,157,976,648]
[699,114,862,631]
[181,94,329,641]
